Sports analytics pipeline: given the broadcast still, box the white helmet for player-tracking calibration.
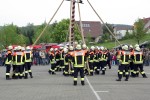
[122,45,128,50]
[76,44,81,50]
[74,41,78,45]
[22,47,25,51]
[54,48,58,51]
[134,44,139,48]
[17,46,22,50]
[63,48,68,53]
[100,46,104,50]
[50,48,54,52]
[26,46,30,50]
[82,44,87,49]
[64,45,68,49]
[8,45,13,50]
[135,47,141,51]
[14,47,18,51]
[90,46,95,50]
[129,45,133,48]
[69,46,74,51]
[60,47,63,50]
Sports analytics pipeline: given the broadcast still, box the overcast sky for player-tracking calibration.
[0,0,150,26]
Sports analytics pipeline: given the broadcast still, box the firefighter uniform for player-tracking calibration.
[132,47,147,78]
[5,46,13,80]
[24,46,33,79]
[72,44,86,86]
[48,48,56,74]
[12,47,18,79]
[63,48,70,76]
[116,45,130,81]
[14,46,25,79]
[88,49,95,76]
[59,48,65,71]
[55,48,60,71]
[106,49,111,69]
[100,48,108,75]
[68,46,74,75]
[129,45,134,77]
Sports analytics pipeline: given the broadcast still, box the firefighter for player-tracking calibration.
[100,47,108,75]
[21,47,26,78]
[82,44,89,75]
[24,46,33,79]
[14,46,25,79]
[87,46,95,76]
[55,48,60,71]
[48,48,56,75]
[116,47,122,65]
[5,45,13,80]
[129,45,134,77]
[59,47,65,71]
[63,48,70,76]
[72,44,86,86]
[12,47,18,79]
[68,46,74,75]
[106,49,111,69]
[132,47,147,78]
[116,45,130,81]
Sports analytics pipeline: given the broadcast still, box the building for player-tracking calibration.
[143,17,150,33]
[113,24,133,39]
[76,21,103,42]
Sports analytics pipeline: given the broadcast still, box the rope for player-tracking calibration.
[70,0,76,46]
[87,0,121,45]
[33,0,65,46]
[69,0,73,46]
[77,0,85,45]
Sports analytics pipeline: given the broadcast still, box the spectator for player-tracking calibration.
[0,51,2,66]
[112,54,116,66]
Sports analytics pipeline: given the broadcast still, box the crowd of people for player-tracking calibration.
[1,43,150,86]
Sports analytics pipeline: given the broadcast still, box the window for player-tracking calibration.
[82,24,90,27]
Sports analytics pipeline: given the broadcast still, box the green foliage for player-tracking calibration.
[0,24,27,48]
[123,30,133,39]
[133,19,147,44]
[86,32,92,45]
[102,23,114,41]
[20,23,35,45]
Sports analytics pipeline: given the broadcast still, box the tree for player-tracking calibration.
[123,30,133,39]
[51,19,81,43]
[133,19,147,44]
[86,32,92,45]
[0,24,27,47]
[102,23,114,41]
[20,23,35,45]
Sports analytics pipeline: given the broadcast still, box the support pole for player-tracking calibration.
[87,0,121,45]
[33,0,65,46]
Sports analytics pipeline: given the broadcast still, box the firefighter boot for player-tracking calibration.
[74,81,77,86]
[125,75,129,81]
[142,74,148,78]
[24,73,28,79]
[116,79,121,81]
[6,75,11,80]
[29,72,33,78]
[102,70,105,75]
[48,70,51,74]
[90,72,93,76]
[81,81,85,86]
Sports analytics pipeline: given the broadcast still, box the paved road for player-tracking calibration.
[0,65,150,100]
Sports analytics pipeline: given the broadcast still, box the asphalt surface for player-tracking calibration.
[0,65,150,100]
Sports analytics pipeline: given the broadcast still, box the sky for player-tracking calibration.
[0,0,150,26]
